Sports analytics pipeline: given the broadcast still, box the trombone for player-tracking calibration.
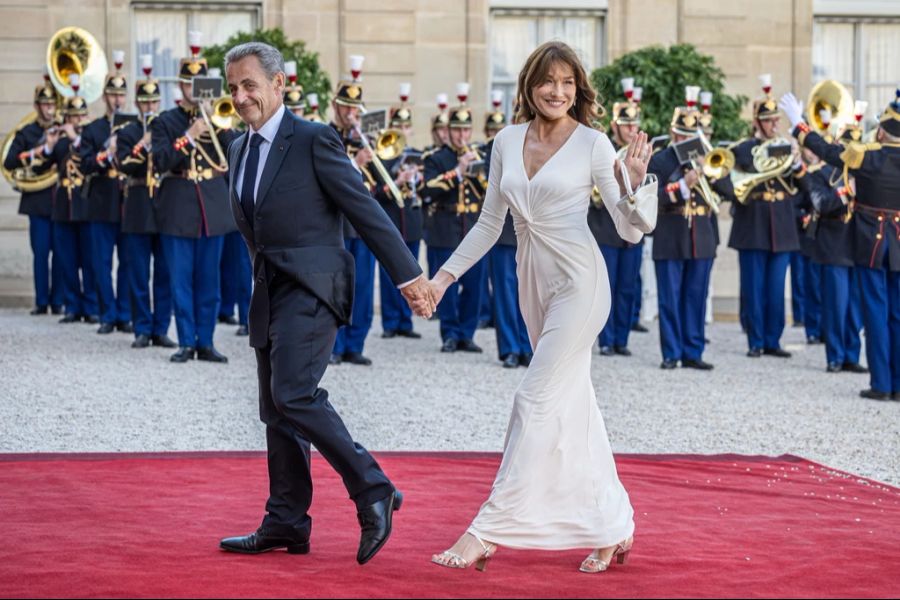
[351,108,406,208]
[194,98,229,174]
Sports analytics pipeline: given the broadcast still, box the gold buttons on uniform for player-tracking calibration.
[876,233,883,239]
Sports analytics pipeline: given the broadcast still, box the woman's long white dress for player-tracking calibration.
[440,122,656,550]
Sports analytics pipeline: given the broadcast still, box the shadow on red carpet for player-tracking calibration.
[0,452,897,598]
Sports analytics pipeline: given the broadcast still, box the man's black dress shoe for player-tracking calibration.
[631,323,649,333]
[220,529,310,555]
[660,359,678,369]
[519,353,533,367]
[218,314,239,325]
[59,313,80,324]
[842,362,868,374]
[682,358,714,370]
[236,325,249,336]
[860,388,890,401]
[599,345,614,356]
[381,330,397,339]
[51,305,63,315]
[116,321,134,334]
[343,352,372,366]
[501,353,519,369]
[826,362,843,373]
[807,336,822,345]
[170,347,196,363]
[30,305,48,315]
[197,346,228,363]
[440,339,458,353]
[457,339,483,353]
[747,348,763,358]
[97,322,115,334]
[396,330,421,339]
[763,347,792,358]
[132,334,151,349]
[328,353,342,365]
[613,346,631,356]
[151,334,177,348]
[357,490,402,565]
[83,315,100,324]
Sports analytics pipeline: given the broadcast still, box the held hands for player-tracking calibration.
[400,275,438,318]
[778,93,804,129]
[614,131,651,196]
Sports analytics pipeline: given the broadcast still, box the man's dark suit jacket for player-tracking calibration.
[228,107,423,348]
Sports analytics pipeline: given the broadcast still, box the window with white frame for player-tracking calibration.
[813,17,900,127]
[490,9,605,119]
[133,3,259,109]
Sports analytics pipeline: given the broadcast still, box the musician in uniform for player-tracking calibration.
[375,91,424,340]
[283,60,306,118]
[4,77,64,315]
[115,63,176,349]
[781,88,900,400]
[150,35,238,363]
[424,100,488,353]
[303,93,323,123]
[43,90,98,323]
[648,92,732,370]
[429,94,450,151]
[589,85,644,356]
[79,55,131,334]
[728,76,807,358]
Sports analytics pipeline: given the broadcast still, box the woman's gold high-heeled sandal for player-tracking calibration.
[431,535,497,571]
[579,537,633,573]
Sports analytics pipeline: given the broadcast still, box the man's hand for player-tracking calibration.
[354,147,374,169]
[44,127,61,152]
[61,123,78,140]
[457,151,477,177]
[683,168,700,189]
[395,167,415,186]
[187,118,208,140]
[400,275,437,318]
[141,131,153,147]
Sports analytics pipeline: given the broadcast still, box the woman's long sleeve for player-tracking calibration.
[591,134,656,243]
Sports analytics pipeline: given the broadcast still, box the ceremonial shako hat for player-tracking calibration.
[612,77,641,125]
[878,87,900,137]
[334,55,364,107]
[670,86,702,136]
[64,73,88,116]
[103,49,127,95]
[752,73,779,121]
[135,54,160,102]
[389,82,412,127]
[485,89,507,132]
[699,90,714,135]
[836,123,863,144]
[178,31,208,83]
[449,82,473,129]
[432,92,449,129]
[283,61,306,110]
[304,93,322,122]
[33,76,58,105]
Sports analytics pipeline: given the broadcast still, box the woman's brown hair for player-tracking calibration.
[514,41,605,126]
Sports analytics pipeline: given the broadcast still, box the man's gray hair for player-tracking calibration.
[224,42,285,79]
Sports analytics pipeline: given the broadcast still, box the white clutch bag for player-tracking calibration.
[615,162,658,234]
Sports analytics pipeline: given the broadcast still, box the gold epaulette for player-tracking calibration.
[839,141,881,170]
[421,148,438,160]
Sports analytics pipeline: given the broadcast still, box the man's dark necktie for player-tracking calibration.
[240,133,263,223]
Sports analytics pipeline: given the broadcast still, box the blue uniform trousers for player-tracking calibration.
[160,233,224,348]
[821,265,863,367]
[53,221,98,317]
[333,238,375,355]
[29,215,63,308]
[379,240,420,334]
[654,258,714,361]
[856,256,900,393]
[738,249,791,351]
[489,244,531,359]
[790,251,806,325]
[219,231,252,326]
[428,246,486,343]
[804,260,823,339]
[90,222,131,324]
[479,260,493,325]
[633,262,643,326]
[598,244,642,348]
[126,233,172,338]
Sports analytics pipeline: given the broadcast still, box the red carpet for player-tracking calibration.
[0,452,897,598]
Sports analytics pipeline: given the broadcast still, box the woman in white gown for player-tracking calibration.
[428,41,657,573]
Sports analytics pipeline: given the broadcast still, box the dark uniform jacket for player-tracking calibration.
[423,144,485,249]
[116,120,157,234]
[79,116,122,223]
[727,137,806,253]
[803,162,854,267]
[150,105,238,238]
[45,136,89,223]
[3,122,55,217]
[227,109,422,348]
[797,128,900,270]
[372,148,425,242]
[649,145,732,260]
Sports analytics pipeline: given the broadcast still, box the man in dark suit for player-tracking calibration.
[220,42,434,564]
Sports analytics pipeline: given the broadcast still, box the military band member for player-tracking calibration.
[43,91,98,323]
[424,97,488,353]
[483,95,532,368]
[649,91,732,370]
[375,88,424,340]
[151,34,238,363]
[328,58,378,365]
[115,62,176,349]
[79,53,131,334]
[590,80,643,356]
[429,93,450,151]
[729,75,807,358]
[4,77,64,314]
[781,87,900,400]
[304,93,323,123]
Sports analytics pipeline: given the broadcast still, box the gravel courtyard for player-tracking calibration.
[1,308,897,485]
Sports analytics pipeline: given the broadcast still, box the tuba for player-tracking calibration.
[730,138,797,204]
[807,79,854,137]
[1,27,107,193]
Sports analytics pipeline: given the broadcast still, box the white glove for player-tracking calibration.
[778,93,804,129]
